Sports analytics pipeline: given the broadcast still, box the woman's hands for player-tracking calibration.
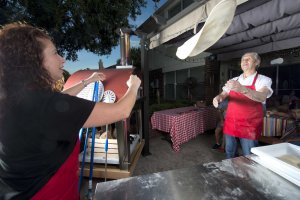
[83,74,142,128]
[62,72,106,96]
[85,72,106,84]
[126,75,141,91]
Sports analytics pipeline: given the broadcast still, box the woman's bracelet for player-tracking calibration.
[81,80,88,87]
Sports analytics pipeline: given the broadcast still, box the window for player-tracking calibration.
[190,67,205,100]
[190,67,204,82]
[168,2,181,19]
[278,65,300,96]
[165,71,175,100]
[259,64,300,97]
[183,0,194,9]
[164,66,205,101]
[165,84,175,100]
[168,0,195,20]
[176,69,188,100]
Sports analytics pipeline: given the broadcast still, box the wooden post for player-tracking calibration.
[139,33,151,156]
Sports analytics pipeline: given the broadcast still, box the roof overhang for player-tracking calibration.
[136,0,248,49]
[136,0,300,61]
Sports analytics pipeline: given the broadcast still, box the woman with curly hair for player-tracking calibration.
[0,22,141,199]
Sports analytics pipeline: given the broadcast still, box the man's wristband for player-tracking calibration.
[81,80,88,87]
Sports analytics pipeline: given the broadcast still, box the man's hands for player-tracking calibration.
[213,91,228,108]
[223,80,269,103]
[225,80,245,93]
[213,95,223,108]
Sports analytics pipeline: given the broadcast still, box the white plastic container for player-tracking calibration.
[251,143,300,187]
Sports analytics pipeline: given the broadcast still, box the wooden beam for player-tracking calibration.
[81,140,145,179]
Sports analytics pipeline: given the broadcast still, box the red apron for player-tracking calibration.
[223,74,263,140]
[31,140,80,200]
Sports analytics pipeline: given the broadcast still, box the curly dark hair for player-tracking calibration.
[0,22,54,105]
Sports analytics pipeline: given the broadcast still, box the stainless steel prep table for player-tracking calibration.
[94,156,300,200]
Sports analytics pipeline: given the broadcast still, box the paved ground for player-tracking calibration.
[80,129,226,199]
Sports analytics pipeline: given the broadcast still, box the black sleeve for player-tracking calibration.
[38,91,96,141]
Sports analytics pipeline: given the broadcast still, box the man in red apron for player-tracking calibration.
[213,52,273,158]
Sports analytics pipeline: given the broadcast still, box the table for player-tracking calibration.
[94,156,300,200]
[151,106,218,151]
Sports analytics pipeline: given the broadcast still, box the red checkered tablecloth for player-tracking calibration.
[151,106,218,151]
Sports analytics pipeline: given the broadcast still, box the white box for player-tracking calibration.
[251,143,300,187]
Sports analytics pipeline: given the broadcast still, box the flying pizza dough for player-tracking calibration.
[176,0,237,59]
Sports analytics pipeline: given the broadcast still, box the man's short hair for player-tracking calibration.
[242,52,261,68]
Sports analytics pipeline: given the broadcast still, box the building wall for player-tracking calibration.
[147,45,211,102]
[148,45,210,72]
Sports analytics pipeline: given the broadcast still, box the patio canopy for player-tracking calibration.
[136,0,300,60]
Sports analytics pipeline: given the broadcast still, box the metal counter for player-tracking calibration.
[94,156,300,200]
